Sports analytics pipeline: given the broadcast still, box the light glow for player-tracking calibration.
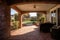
[51,13,55,17]
[11,8,18,15]
[29,12,37,17]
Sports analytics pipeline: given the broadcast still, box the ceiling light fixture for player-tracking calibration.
[34,5,36,8]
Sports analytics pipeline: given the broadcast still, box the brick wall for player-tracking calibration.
[0,3,10,40]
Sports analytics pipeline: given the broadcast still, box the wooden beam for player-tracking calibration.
[49,4,58,11]
[11,6,22,13]
[22,11,47,14]
[4,0,60,5]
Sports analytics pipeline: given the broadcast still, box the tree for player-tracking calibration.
[14,13,18,21]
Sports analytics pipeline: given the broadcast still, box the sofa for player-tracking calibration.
[51,26,60,40]
[40,22,54,32]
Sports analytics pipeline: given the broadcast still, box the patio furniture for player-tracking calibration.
[40,22,54,32]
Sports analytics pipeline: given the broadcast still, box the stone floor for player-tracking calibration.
[9,25,53,40]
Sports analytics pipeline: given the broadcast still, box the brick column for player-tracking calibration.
[0,3,10,40]
[18,13,22,28]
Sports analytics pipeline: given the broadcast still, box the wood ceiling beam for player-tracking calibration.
[22,11,47,14]
[49,4,58,11]
[2,0,60,6]
[11,6,23,14]
[11,6,47,15]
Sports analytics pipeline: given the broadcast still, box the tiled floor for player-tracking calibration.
[9,25,53,40]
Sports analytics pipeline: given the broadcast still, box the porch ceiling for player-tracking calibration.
[15,3,56,11]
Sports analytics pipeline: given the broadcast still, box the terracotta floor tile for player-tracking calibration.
[9,25,53,40]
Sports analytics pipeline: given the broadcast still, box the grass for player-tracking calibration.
[22,21,32,24]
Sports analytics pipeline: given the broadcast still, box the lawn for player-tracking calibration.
[22,21,33,24]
